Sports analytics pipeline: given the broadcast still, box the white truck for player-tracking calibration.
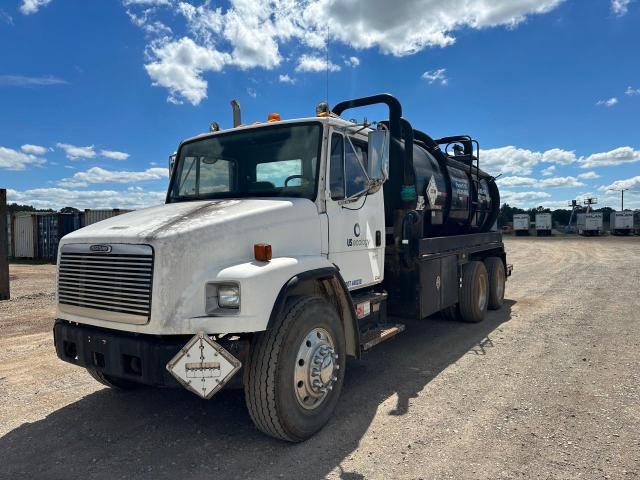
[513,214,531,236]
[53,94,511,441]
[535,212,552,236]
[609,211,634,235]
[577,212,603,236]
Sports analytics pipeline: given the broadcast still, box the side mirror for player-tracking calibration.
[367,129,389,182]
[168,153,177,175]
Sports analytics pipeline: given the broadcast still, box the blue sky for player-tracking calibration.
[1,0,639,210]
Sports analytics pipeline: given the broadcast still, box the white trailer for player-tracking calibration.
[609,211,634,235]
[52,94,512,442]
[535,213,552,236]
[513,214,531,236]
[577,212,602,236]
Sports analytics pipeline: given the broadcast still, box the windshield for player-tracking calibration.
[168,123,322,202]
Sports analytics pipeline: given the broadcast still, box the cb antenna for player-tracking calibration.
[325,24,330,105]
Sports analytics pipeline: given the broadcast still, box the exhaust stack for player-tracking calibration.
[230,99,241,127]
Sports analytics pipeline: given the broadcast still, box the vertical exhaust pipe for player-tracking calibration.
[230,99,241,127]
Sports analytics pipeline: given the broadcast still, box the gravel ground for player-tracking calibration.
[1,236,639,479]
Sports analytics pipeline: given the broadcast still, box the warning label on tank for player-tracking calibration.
[427,175,438,206]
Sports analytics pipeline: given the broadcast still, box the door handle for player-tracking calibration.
[375,230,382,247]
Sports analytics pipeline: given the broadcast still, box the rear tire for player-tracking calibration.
[458,261,488,323]
[86,368,140,389]
[485,257,505,310]
[244,296,346,442]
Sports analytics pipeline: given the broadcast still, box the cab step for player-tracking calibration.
[360,323,406,351]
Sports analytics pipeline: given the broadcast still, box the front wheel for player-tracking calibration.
[244,296,346,442]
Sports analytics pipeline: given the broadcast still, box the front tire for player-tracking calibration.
[244,296,346,442]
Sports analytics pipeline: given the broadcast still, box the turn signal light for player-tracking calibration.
[254,243,272,261]
[267,112,281,122]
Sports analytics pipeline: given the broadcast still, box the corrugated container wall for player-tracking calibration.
[13,214,37,258]
[5,213,11,258]
[84,209,132,226]
[37,214,59,260]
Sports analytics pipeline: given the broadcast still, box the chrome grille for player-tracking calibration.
[58,244,153,321]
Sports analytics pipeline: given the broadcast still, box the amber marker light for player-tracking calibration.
[267,113,281,122]
[254,243,272,261]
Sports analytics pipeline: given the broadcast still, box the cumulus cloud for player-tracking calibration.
[100,149,130,160]
[600,175,640,193]
[496,176,538,187]
[344,56,360,68]
[625,86,640,96]
[611,0,633,15]
[501,190,551,206]
[0,146,47,170]
[7,186,166,210]
[596,97,618,107]
[123,0,565,104]
[541,148,577,165]
[20,144,48,155]
[578,171,600,179]
[59,166,169,186]
[56,143,96,160]
[422,68,448,85]
[20,0,53,15]
[538,176,585,188]
[278,74,296,84]
[481,146,576,176]
[540,165,556,176]
[296,54,341,73]
[579,146,640,168]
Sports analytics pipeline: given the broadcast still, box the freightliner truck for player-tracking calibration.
[53,94,511,441]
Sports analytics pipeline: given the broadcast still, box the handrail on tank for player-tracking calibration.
[331,93,415,188]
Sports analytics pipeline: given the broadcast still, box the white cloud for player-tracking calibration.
[625,86,640,96]
[20,144,48,155]
[540,165,556,176]
[0,74,67,86]
[295,54,341,73]
[482,146,543,175]
[600,175,640,193]
[125,0,564,103]
[7,186,166,210]
[20,0,52,15]
[344,56,360,67]
[611,0,633,15]
[278,74,296,84]
[501,190,551,207]
[496,176,537,187]
[541,148,576,165]
[246,87,257,98]
[596,97,618,107]
[145,37,231,105]
[59,166,168,186]
[578,171,600,179]
[422,68,448,85]
[56,142,96,159]
[100,149,130,160]
[0,146,47,170]
[580,146,640,167]
[538,176,585,188]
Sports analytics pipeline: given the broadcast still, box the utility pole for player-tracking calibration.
[612,188,628,210]
[0,189,9,300]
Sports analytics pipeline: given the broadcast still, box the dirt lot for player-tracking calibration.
[1,236,639,479]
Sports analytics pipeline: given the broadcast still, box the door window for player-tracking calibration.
[344,138,368,197]
[329,133,345,200]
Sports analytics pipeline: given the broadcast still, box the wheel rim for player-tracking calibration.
[294,327,338,410]
[495,266,505,300]
[477,273,488,311]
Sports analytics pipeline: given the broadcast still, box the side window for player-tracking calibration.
[256,159,302,187]
[329,133,344,200]
[345,137,368,197]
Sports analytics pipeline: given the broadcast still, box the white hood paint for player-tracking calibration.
[58,198,331,334]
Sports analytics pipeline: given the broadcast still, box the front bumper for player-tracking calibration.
[53,320,248,389]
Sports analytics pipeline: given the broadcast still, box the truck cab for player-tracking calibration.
[53,94,510,442]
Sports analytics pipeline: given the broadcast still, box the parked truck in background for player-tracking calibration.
[535,213,552,236]
[513,214,530,236]
[577,212,603,236]
[609,211,634,235]
[52,94,511,441]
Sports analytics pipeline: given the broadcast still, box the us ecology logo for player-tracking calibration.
[347,223,369,248]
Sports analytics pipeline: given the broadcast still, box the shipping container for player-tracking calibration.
[513,214,530,236]
[577,212,602,236]
[36,214,59,260]
[84,209,132,226]
[609,211,634,235]
[13,214,37,258]
[535,213,553,236]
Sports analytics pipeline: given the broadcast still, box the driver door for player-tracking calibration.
[325,129,385,290]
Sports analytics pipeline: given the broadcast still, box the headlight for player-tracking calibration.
[206,283,240,314]
[218,285,240,309]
